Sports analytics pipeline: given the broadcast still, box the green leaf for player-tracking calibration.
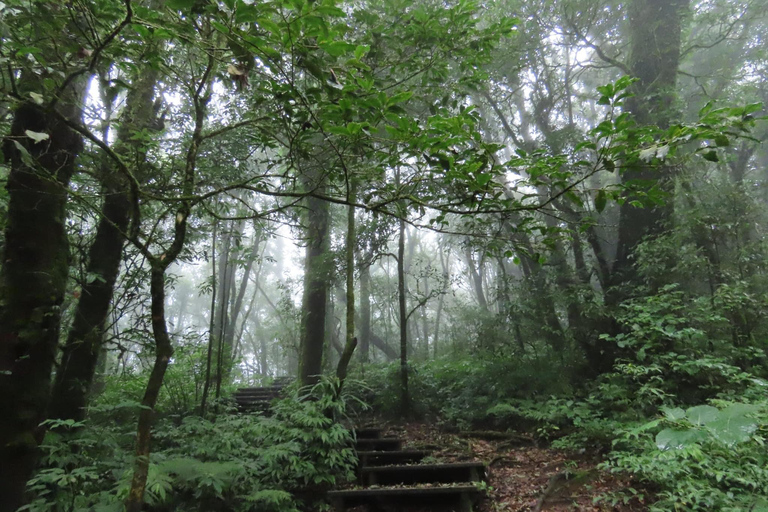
[594,190,607,213]
[314,5,345,16]
[714,134,730,147]
[720,403,758,418]
[701,149,719,162]
[686,405,719,426]
[354,45,369,60]
[15,46,42,58]
[320,41,356,57]
[476,173,492,186]
[389,91,414,105]
[326,125,350,136]
[708,416,756,446]
[656,428,705,450]
[235,4,259,23]
[258,18,282,37]
[166,0,197,10]
[663,407,685,421]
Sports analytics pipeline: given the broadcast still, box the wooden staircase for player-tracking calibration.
[328,427,486,511]
[233,376,292,412]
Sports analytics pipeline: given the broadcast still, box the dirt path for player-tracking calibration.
[379,423,648,512]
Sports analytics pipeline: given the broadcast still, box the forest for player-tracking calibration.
[0,0,766,510]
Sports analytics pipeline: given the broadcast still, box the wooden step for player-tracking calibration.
[234,393,282,402]
[235,387,284,395]
[355,438,402,451]
[360,462,486,486]
[236,403,270,413]
[353,427,383,440]
[327,484,483,511]
[234,388,284,408]
[357,450,429,467]
[235,397,280,403]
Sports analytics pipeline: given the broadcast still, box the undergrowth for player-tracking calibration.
[357,284,768,510]
[23,377,357,512]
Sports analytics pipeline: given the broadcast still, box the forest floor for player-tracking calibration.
[377,423,649,512]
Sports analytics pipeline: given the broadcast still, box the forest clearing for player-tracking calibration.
[0,0,767,510]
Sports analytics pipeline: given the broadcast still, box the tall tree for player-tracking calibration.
[611,0,690,293]
[0,1,130,507]
[125,32,216,511]
[50,48,161,422]
[397,216,410,417]
[298,192,331,387]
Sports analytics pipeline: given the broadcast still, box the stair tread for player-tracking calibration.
[360,461,485,472]
[328,483,482,497]
[356,450,428,455]
[353,427,384,438]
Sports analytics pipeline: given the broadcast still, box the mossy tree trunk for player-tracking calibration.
[299,193,331,388]
[611,0,689,294]
[336,184,358,390]
[50,64,159,422]
[0,91,85,510]
[359,256,372,363]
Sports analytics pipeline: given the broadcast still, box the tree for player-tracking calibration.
[0,1,130,507]
[298,193,332,387]
[50,41,162,422]
[611,0,690,294]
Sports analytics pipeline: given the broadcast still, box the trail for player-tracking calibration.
[384,423,648,512]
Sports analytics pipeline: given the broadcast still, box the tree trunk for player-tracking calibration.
[611,0,689,294]
[214,228,235,399]
[371,332,397,360]
[124,264,175,512]
[0,79,85,510]
[50,63,159,422]
[420,276,431,359]
[359,257,372,363]
[201,222,217,416]
[465,245,488,311]
[433,242,451,358]
[124,45,211,508]
[397,218,410,417]
[224,227,261,352]
[299,194,330,387]
[339,184,357,385]
[336,194,359,389]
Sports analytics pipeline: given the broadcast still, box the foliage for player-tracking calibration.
[603,400,768,511]
[354,354,574,428]
[24,379,356,512]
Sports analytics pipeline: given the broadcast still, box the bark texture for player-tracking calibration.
[611,0,689,292]
[299,194,331,387]
[0,97,84,511]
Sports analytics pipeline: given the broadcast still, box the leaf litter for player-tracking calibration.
[353,422,649,512]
